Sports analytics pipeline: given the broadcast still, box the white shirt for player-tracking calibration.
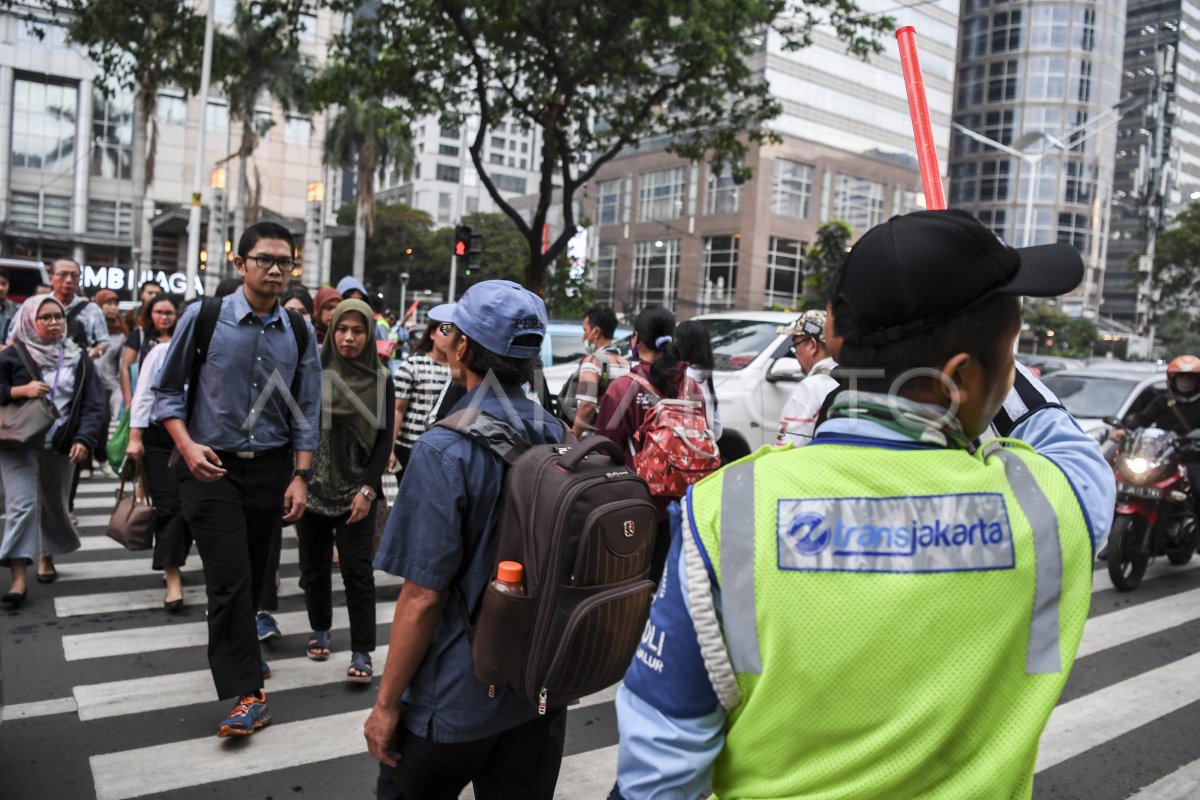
[130,341,169,429]
[777,356,839,446]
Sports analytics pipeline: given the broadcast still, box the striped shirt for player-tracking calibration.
[395,354,451,448]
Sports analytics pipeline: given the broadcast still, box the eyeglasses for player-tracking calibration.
[36,313,65,323]
[152,310,177,317]
[244,254,295,271]
[437,323,456,336]
[51,272,79,281]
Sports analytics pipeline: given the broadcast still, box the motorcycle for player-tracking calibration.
[1103,418,1200,591]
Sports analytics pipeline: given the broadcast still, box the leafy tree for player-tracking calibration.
[331,203,439,295]
[1155,308,1200,359]
[801,219,853,309]
[215,0,313,248]
[60,0,204,267]
[1023,303,1099,358]
[1152,201,1200,308]
[545,256,598,320]
[319,91,416,282]
[324,0,893,293]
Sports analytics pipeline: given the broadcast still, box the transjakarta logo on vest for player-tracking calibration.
[776,494,1015,574]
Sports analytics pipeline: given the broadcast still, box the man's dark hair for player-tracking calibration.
[215,277,244,297]
[140,280,163,293]
[454,331,541,385]
[0,270,10,284]
[237,221,295,258]
[837,294,1021,393]
[584,305,619,339]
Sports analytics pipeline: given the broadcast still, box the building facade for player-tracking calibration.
[585,0,959,317]
[0,2,340,297]
[946,0,1126,319]
[1103,0,1200,330]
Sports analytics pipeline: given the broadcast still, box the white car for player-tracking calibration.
[1040,366,1168,442]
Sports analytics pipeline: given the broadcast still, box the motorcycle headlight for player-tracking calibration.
[1127,457,1150,475]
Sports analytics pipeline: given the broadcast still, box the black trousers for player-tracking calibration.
[177,447,291,700]
[376,708,567,800]
[259,517,283,612]
[142,425,191,570]
[296,504,377,653]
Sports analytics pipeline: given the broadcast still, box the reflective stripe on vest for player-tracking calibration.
[720,461,761,675]
[984,442,1063,674]
[719,443,1067,678]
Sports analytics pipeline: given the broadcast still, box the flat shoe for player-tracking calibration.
[164,598,184,612]
[36,570,58,584]
[1,590,26,607]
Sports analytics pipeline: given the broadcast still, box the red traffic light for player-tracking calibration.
[455,240,467,257]
[454,224,472,258]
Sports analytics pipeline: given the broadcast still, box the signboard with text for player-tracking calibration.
[82,266,204,298]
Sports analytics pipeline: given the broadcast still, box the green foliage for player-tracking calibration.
[321,96,415,235]
[545,256,599,320]
[802,219,853,307]
[1153,201,1200,308]
[323,0,894,291]
[1155,309,1200,358]
[1023,303,1099,358]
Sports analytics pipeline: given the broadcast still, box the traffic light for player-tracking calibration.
[454,225,471,258]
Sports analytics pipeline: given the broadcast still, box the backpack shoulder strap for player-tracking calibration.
[435,408,532,465]
[187,297,223,419]
[1167,395,1191,432]
[627,371,661,401]
[284,307,309,361]
[65,302,87,323]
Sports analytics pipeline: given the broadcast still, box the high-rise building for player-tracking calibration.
[583,0,959,317]
[0,3,341,296]
[946,0,1126,319]
[1103,2,1200,330]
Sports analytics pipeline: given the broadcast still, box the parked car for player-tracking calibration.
[0,257,51,302]
[1040,366,1168,442]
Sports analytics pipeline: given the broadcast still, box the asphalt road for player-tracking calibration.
[4,474,1200,799]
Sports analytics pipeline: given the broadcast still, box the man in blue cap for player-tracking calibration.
[365,280,567,799]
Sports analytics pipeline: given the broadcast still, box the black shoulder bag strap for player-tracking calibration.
[1168,395,1192,433]
[187,297,223,420]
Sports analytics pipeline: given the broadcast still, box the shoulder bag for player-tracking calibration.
[105,468,154,551]
[0,342,60,448]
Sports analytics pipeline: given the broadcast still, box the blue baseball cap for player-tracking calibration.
[451,280,546,359]
[428,303,456,323]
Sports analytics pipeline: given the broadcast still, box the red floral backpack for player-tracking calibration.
[626,372,721,497]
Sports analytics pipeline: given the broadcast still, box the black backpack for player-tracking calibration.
[557,345,622,425]
[437,408,657,713]
[65,302,91,349]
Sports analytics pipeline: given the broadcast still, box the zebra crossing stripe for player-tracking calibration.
[71,495,129,510]
[73,524,297,553]
[1077,587,1200,659]
[62,602,395,661]
[55,547,300,582]
[1036,650,1200,772]
[1,696,78,721]
[55,571,400,617]
[89,708,371,800]
[1126,756,1200,799]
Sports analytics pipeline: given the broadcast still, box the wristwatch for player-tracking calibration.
[292,468,314,482]
[359,486,377,500]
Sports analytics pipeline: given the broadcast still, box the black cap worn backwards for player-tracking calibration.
[832,209,1085,347]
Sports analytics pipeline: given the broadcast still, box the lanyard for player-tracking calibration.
[46,346,64,403]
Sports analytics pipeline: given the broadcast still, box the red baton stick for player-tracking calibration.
[896,26,946,210]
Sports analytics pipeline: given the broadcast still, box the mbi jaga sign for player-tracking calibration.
[82,266,204,297]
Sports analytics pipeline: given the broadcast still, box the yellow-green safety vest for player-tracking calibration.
[684,439,1093,799]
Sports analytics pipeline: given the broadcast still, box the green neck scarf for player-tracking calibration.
[826,391,975,451]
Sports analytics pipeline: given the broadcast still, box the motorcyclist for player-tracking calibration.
[1117,355,1200,505]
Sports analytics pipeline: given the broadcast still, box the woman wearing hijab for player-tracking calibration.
[312,287,343,345]
[0,296,105,604]
[297,299,394,681]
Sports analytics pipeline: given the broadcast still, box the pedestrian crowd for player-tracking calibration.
[0,210,1119,800]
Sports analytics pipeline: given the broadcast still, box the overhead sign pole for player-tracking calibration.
[896,26,946,210]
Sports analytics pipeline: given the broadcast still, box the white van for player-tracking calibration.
[0,257,51,302]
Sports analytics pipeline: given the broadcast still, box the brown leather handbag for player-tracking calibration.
[105,471,154,551]
[0,342,59,448]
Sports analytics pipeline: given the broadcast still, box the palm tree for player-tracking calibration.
[323,97,415,282]
[215,2,313,253]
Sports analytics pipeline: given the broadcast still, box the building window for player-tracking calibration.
[1074,6,1096,50]
[1026,57,1067,100]
[979,160,1012,201]
[950,163,978,204]
[1070,59,1093,103]
[440,125,460,139]
[1057,212,1089,251]
[490,136,505,149]
[771,159,813,219]
[439,143,460,157]
[986,60,1019,103]
[206,100,229,132]
[493,174,527,193]
[982,109,1016,147]
[437,192,452,223]
[632,239,680,310]
[953,113,982,157]
[489,153,505,165]
[595,243,617,305]
[990,9,1023,53]
[961,16,988,59]
[436,163,461,183]
[597,179,622,227]
[91,89,134,180]
[765,237,805,309]
[1030,5,1070,49]
[284,115,311,145]
[87,199,133,238]
[12,79,79,174]
[957,65,985,109]
[157,91,187,125]
[11,191,71,230]
[832,174,885,232]
[1063,161,1093,204]
[707,169,742,215]
[637,167,685,222]
[976,209,1008,241]
[1024,106,1064,138]
[699,235,738,312]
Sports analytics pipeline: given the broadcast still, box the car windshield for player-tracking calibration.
[550,333,587,365]
[697,319,783,371]
[1041,374,1139,419]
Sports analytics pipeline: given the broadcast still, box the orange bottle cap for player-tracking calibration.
[496,561,524,584]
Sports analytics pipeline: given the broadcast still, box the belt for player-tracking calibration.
[215,447,289,461]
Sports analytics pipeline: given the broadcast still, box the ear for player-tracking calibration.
[937,352,973,406]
